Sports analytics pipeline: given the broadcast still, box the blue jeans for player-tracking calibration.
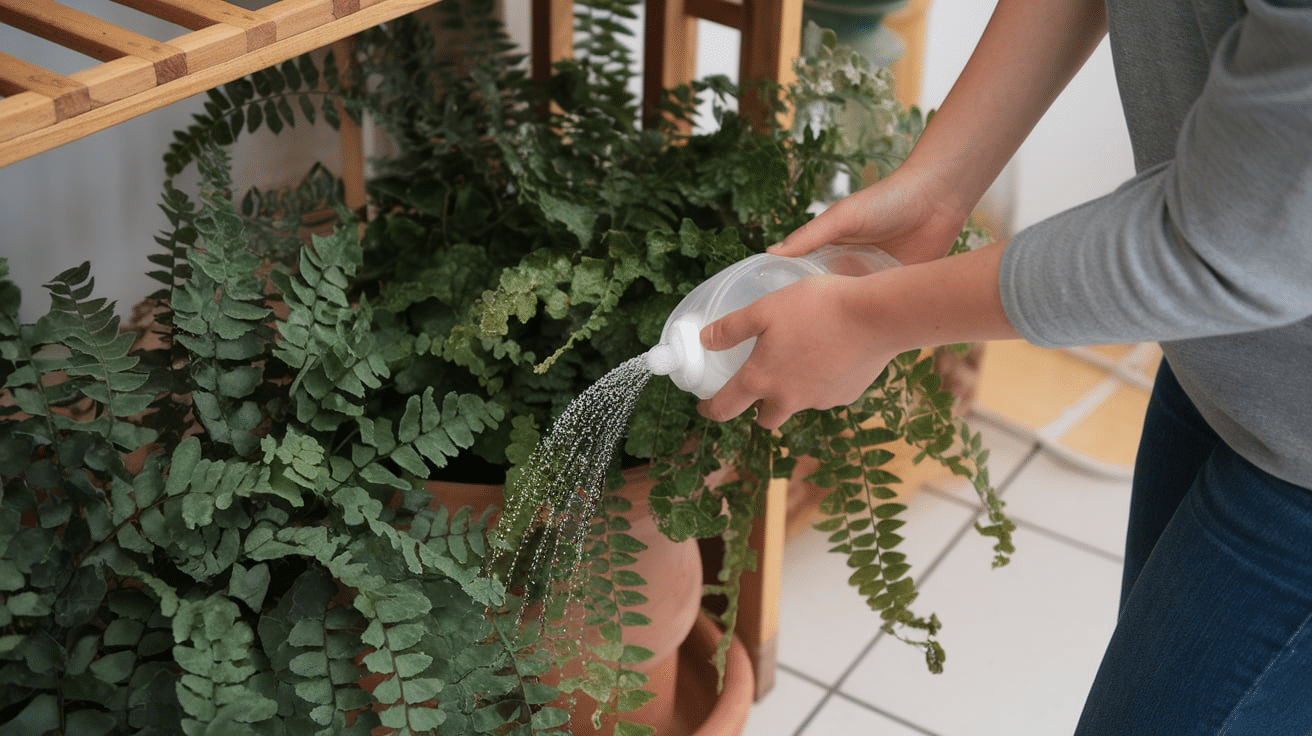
[1075,361,1312,735]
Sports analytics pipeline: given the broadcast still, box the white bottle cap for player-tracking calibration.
[645,316,708,395]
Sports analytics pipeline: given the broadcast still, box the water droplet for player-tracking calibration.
[491,355,656,623]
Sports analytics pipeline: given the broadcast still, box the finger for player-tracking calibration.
[769,201,853,257]
[753,400,795,431]
[696,390,757,423]
[700,306,766,352]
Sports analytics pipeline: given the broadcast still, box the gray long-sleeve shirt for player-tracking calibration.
[999,0,1312,487]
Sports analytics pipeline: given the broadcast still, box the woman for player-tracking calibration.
[700,0,1312,732]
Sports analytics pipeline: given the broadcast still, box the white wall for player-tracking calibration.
[919,0,1134,232]
[0,4,205,323]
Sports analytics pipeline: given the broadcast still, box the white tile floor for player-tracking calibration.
[745,416,1132,736]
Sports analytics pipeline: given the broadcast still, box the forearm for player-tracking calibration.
[845,241,1019,353]
[697,242,1021,428]
[905,0,1108,218]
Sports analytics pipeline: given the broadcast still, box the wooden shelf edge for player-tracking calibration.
[0,0,440,168]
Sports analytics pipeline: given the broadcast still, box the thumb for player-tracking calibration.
[701,305,765,352]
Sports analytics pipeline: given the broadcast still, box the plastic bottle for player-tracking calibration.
[645,244,899,399]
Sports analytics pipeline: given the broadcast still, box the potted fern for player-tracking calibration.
[0,1,1013,733]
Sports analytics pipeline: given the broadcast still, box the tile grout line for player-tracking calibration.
[776,664,942,736]
[966,412,1129,566]
[790,441,1045,736]
[1011,516,1125,566]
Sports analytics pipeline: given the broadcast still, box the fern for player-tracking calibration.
[172,594,279,733]
[7,264,157,458]
[547,487,657,736]
[168,148,274,457]
[259,567,377,734]
[164,55,336,179]
[2,3,1015,733]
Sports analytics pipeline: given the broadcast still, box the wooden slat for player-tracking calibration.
[643,0,699,129]
[0,0,442,166]
[261,0,338,39]
[0,92,58,144]
[0,51,92,120]
[170,22,257,73]
[68,56,159,108]
[114,0,278,51]
[531,0,573,82]
[0,0,188,84]
[686,0,742,28]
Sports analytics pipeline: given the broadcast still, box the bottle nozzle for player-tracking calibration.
[644,316,706,394]
[645,343,680,375]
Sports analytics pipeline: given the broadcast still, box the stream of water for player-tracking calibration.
[490,353,657,621]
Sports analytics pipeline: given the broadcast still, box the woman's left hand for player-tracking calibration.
[696,241,1020,429]
[696,273,895,430]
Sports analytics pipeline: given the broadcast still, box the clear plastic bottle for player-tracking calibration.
[645,244,899,399]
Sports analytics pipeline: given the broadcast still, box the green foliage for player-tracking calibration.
[1,1,1015,733]
[0,134,540,733]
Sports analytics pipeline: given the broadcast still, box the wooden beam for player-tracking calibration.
[0,0,188,84]
[0,51,92,121]
[685,0,742,28]
[114,0,278,51]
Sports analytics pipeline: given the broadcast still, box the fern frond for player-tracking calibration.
[170,147,274,457]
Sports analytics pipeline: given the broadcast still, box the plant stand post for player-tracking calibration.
[331,36,367,216]
[530,0,573,82]
[643,0,699,131]
[882,0,931,107]
[640,0,804,129]
[737,0,805,128]
[735,470,790,699]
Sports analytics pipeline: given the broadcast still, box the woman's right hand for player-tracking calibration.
[770,0,1108,265]
[770,167,968,266]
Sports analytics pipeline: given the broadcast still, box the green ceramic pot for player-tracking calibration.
[802,0,910,67]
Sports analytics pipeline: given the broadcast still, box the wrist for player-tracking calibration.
[843,241,1019,354]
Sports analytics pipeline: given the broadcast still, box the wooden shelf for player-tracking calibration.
[0,0,442,167]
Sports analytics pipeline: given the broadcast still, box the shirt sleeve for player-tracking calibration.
[999,0,1312,348]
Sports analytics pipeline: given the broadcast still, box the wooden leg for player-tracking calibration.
[642,0,699,129]
[884,0,933,108]
[331,37,366,218]
[531,0,573,82]
[737,0,802,129]
[734,473,789,700]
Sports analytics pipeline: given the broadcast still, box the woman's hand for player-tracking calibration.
[772,168,968,266]
[697,243,1019,429]
[696,273,896,430]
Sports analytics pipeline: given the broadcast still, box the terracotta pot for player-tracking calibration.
[424,464,703,735]
[423,475,505,519]
[549,464,703,735]
[667,613,755,735]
